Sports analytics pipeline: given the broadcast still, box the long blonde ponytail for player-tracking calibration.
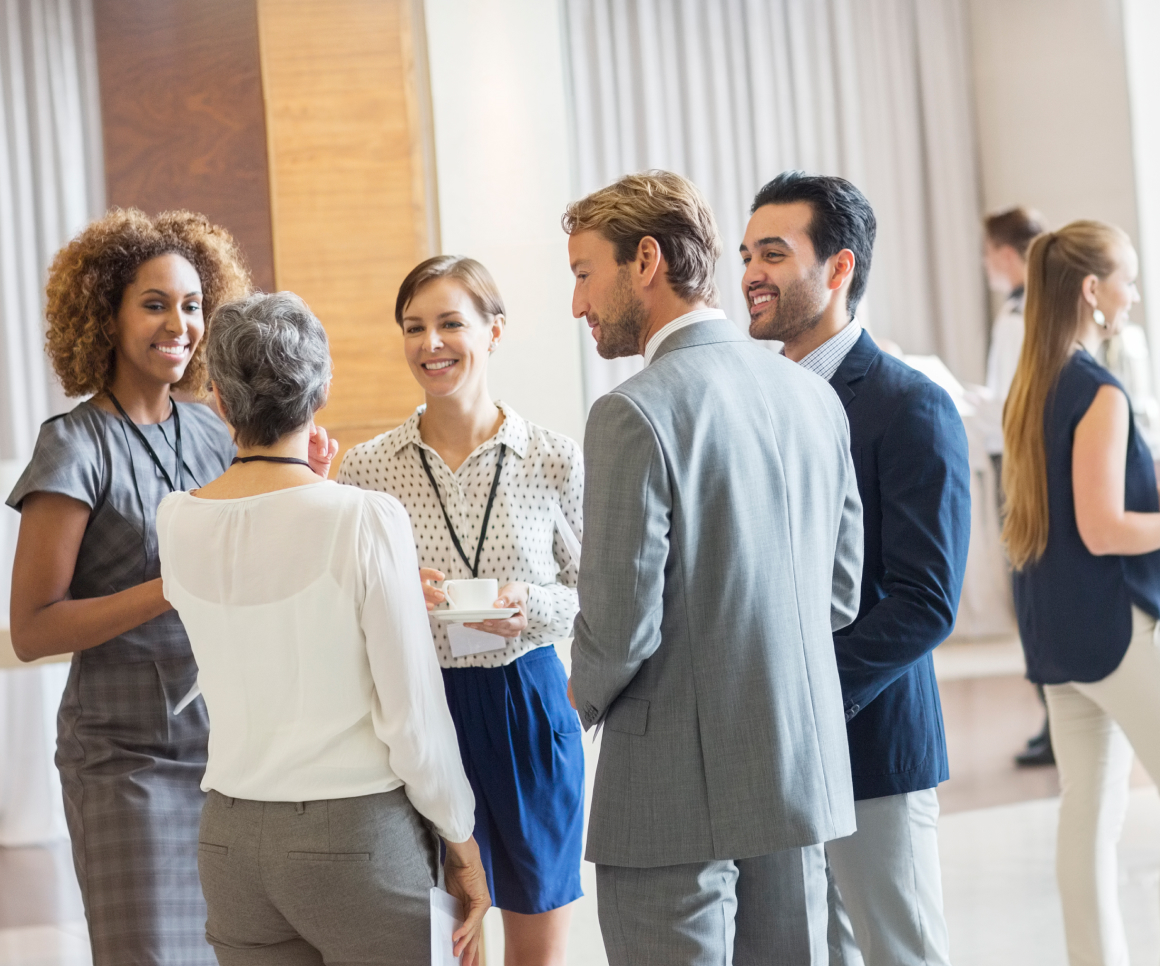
[1002,220,1130,569]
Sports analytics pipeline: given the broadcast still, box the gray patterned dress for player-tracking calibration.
[7,399,233,965]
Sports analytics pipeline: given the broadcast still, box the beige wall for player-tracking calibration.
[423,0,587,445]
[967,0,1139,236]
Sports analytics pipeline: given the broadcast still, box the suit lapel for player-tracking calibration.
[829,329,879,408]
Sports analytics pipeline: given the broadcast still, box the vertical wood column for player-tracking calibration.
[257,0,433,459]
[93,0,276,292]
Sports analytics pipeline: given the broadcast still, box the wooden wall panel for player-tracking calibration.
[257,0,429,460]
[93,0,276,292]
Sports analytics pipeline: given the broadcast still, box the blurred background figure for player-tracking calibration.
[1002,220,1160,966]
[980,206,1056,769]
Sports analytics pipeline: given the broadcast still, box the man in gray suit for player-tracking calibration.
[563,170,864,965]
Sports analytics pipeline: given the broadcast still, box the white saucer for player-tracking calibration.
[433,607,519,623]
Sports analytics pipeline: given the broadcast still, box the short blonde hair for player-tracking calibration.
[395,255,505,327]
[562,170,722,305]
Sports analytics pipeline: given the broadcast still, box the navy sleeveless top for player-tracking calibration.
[1014,349,1160,683]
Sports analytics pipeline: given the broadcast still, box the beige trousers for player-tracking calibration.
[1045,606,1160,966]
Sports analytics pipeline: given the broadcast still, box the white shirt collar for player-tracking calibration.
[794,322,863,383]
[643,308,728,366]
[391,400,530,460]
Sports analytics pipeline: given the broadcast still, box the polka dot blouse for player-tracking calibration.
[337,402,583,668]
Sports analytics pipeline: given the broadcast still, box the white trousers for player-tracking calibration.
[826,788,952,966]
[1045,605,1160,966]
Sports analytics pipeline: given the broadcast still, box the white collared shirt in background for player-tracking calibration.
[157,481,475,843]
[795,321,863,382]
[643,308,728,365]
[338,402,583,669]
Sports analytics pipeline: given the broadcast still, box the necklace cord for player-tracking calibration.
[230,455,313,468]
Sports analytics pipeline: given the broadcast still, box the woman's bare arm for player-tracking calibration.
[9,492,171,660]
[1073,384,1160,556]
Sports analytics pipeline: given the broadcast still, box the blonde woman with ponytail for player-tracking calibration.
[1003,220,1160,965]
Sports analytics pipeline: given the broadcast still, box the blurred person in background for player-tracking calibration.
[982,206,1057,769]
[6,210,251,965]
[158,292,488,965]
[339,257,584,966]
[1003,221,1160,966]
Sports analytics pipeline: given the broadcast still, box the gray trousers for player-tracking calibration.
[596,844,828,966]
[827,789,951,966]
[198,788,439,965]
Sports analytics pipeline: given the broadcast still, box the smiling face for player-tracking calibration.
[401,276,502,399]
[568,229,648,359]
[112,253,204,391]
[740,202,832,345]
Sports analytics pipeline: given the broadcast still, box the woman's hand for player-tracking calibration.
[420,569,446,611]
[307,423,339,479]
[442,836,491,966]
[465,581,530,638]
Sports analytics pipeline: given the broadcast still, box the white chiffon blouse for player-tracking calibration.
[156,480,475,843]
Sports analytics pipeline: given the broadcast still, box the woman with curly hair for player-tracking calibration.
[6,209,334,964]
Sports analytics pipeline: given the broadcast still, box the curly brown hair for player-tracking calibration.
[45,208,253,397]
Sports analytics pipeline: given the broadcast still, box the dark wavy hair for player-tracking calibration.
[45,208,252,397]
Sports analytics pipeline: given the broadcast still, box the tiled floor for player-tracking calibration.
[3,660,1158,965]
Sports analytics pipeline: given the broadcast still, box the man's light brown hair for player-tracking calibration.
[984,206,1047,259]
[562,170,722,305]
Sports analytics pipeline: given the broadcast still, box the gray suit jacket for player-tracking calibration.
[571,319,863,868]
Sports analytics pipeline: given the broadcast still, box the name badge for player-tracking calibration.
[446,623,506,658]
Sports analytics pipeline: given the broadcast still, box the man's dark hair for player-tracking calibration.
[750,171,877,319]
[984,206,1047,258]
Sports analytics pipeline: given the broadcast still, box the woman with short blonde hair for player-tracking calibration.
[340,255,585,966]
[1003,220,1160,965]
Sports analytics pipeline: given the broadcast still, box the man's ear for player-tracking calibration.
[828,249,856,292]
[636,236,664,288]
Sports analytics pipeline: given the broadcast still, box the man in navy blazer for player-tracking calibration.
[742,171,970,966]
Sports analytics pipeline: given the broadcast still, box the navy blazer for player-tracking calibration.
[829,331,971,800]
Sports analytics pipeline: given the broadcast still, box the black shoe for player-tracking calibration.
[1015,735,1056,767]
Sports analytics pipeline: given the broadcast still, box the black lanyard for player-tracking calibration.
[419,443,506,578]
[107,391,185,492]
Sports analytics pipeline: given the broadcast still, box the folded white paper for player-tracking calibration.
[173,682,201,716]
[446,623,506,658]
[551,503,581,567]
[430,887,464,966]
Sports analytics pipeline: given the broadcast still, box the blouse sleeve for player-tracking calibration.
[356,491,476,842]
[6,412,104,512]
[524,435,584,639]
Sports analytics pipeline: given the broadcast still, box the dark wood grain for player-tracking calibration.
[93,0,275,292]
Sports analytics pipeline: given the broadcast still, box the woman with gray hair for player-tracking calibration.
[155,292,489,966]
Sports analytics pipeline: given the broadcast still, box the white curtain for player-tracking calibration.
[563,0,987,405]
[0,0,103,846]
[0,0,103,457]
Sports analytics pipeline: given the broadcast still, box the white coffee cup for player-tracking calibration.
[443,578,499,611]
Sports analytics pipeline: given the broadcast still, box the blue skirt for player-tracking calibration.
[442,645,585,914]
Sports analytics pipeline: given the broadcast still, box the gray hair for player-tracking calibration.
[206,292,331,448]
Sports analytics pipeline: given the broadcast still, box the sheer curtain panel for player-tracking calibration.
[564,0,987,405]
[0,0,102,457]
[0,0,103,846]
